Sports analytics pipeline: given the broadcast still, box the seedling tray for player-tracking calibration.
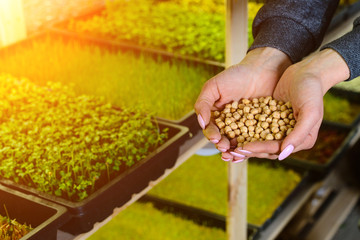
[0,120,188,235]
[47,6,226,68]
[141,157,309,235]
[0,184,69,240]
[0,30,220,135]
[283,120,359,176]
[139,195,260,240]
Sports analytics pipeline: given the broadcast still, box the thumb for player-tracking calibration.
[194,81,220,129]
[278,104,323,160]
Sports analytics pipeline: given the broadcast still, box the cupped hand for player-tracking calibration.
[268,49,350,160]
[194,47,291,162]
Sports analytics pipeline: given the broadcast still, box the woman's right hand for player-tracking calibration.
[194,47,292,162]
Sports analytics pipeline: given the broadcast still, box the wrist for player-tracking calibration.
[245,47,292,74]
[299,49,350,94]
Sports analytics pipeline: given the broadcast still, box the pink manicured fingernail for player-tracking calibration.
[221,156,231,162]
[232,158,247,163]
[210,138,219,144]
[237,149,252,155]
[278,145,294,161]
[230,152,245,158]
[218,148,227,153]
[198,114,205,129]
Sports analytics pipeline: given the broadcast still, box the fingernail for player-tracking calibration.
[232,158,247,163]
[237,149,252,155]
[221,156,231,162]
[278,145,294,161]
[218,148,227,153]
[210,138,219,144]
[198,114,205,129]
[230,152,245,158]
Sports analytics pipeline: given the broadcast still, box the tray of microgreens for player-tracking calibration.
[142,153,309,234]
[0,30,219,136]
[48,0,263,66]
[0,74,188,234]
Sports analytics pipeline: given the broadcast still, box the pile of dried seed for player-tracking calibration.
[213,96,296,147]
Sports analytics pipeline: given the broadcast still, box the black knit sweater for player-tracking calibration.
[248,0,360,80]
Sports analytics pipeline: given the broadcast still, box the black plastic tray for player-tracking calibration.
[0,184,69,240]
[0,120,188,235]
[283,120,359,176]
[140,157,310,237]
[158,109,202,138]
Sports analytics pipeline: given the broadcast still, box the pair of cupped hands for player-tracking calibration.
[194,47,350,162]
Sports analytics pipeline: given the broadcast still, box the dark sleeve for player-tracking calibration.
[248,0,339,63]
[321,17,360,80]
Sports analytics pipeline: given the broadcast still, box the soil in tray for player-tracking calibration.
[87,202,227,240]
[148,153,301,227]
[323,91,360,125]
[290,127,347,165]
[0,34,217,121]
[0,74,168,202]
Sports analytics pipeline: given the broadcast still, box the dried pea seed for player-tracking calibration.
[231,101,239,109]
[255,126,263,134]
[242,132,249,138]
[233,112,241,120]
[223,108,230,113]
[290,119,296,126]
[240,126,248,133]
[266,117,273,123]
[266,134,274,140]
[278,119,285,126]
[228,131,235,139]
[217,121,225,129]
[230,122,238,130]
[237,122,245,128]
[242,99,251,104]
[247,114,254,120]
[237,135,245,143]
[270,105,277,111]
[225,118,232,125]
[272,111,281,119]
[261,122,269,129]
[271,127,280,133]
[275,132,284,140]
[248,125,255,132]
[225,126,232,133]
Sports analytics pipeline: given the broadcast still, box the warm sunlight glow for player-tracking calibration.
[0,0,26,47]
